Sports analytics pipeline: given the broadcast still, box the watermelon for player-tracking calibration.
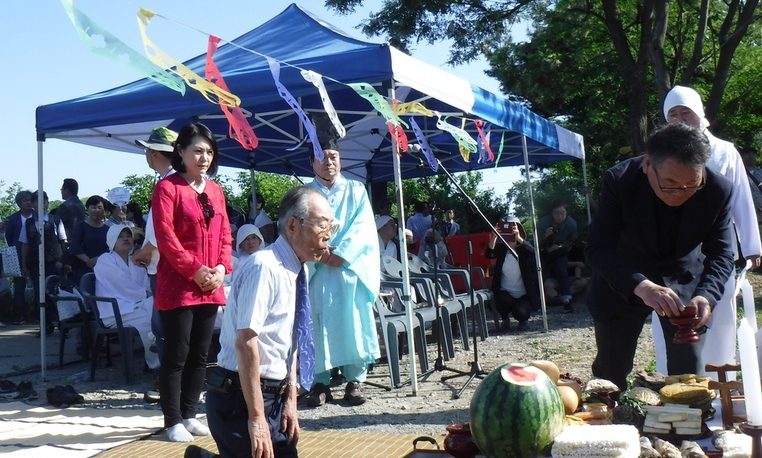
[469,363,565,458]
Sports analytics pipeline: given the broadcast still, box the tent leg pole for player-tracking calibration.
[37,140,47,381]
[388,81,418,396]
[522,136,548,333]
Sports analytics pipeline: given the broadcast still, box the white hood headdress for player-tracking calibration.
[663,85,710,130]
[236,224,263,250]
[106,224,131,251]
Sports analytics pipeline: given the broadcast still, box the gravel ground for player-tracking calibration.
[4,294,658,437]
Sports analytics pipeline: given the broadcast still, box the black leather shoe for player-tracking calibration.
[305,383,332,408]
[344,381,366,406]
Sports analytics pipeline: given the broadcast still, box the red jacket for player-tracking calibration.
[152,174,233,311]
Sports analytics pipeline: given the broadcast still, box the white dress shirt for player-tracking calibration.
[216,236,300,380]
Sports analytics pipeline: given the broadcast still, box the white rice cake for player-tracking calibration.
[551,424,640,457]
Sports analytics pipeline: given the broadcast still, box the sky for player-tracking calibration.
[3,0,522,203]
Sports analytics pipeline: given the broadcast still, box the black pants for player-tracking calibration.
[545,254,572,296]
[592,308,699,391]
[159,304,218,428]
[206,368,297,458]
[12,276,29,322]
[495,290,532,323]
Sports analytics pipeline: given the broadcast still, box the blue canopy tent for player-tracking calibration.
[35,3,585,389]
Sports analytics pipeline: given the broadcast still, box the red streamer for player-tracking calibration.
[473,120,494,162]
[205,35,258,151]
[387,122,409,153]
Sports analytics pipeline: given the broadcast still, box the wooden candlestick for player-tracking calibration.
[706,363,743,430]
[670,304,700,344]
[740,422,762,458]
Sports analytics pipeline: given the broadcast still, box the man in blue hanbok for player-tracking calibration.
[304,131,380,407]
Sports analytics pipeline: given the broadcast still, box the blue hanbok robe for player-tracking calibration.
[308,174,381,373]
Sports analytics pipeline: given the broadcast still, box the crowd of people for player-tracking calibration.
[2,85,762,456]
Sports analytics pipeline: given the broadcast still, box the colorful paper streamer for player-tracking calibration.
[137,8,239,107]
[267,58,324,161]
[435,112,477,162]
[205,35,258,151]
[494,131,505,168]
[474,120,495,163]
[301,70,346,139]
[60,0,185,95]
[387,122,409,153]
[348,83,408,128]
[410,118,437,172]
[394,101,434,117]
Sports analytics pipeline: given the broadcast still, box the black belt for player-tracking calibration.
[209,366,285,395]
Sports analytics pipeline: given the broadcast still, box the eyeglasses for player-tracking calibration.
[652,166,705,195]
[198,192,215,224]
[300,217,340,237]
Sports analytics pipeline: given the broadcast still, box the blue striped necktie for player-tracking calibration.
[294,267,315,390]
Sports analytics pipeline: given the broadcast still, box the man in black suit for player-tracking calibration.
[587,123,735,390]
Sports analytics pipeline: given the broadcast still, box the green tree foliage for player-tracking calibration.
[326,0,762,197]
[120,174,157,213]
[0,181,23,219]
[229,171,301,219]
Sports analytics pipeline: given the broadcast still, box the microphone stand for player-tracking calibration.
[428,157,512,398]
[417,211,470,383]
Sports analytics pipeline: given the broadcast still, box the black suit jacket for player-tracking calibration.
[486,242,541,310]
[587,156,735,321]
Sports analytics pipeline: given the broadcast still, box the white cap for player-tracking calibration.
[663,85,710,130]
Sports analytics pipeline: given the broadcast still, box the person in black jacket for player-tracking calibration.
[485,216,541,332]
[587,124,735,390]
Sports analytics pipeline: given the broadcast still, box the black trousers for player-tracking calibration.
[159,304,218,428]
[206,368,298,458]
[592,307,699,391]
[495,290,532,323]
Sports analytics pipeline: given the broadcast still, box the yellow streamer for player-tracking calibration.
[136,8,240,107]
[394,101,433,117]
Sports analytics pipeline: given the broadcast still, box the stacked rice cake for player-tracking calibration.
[642,404,702,436]
[551,424,640,457]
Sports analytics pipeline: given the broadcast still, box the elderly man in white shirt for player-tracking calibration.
[202,186,333,458]
[94,224,159,370]
[652,86,762,378]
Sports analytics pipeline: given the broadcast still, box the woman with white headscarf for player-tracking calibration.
[94,224,159,370]
[651,86,762,378]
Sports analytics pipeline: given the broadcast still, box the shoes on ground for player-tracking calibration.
[344,381,366,406]
[15,381,38,401]
[46,385,84,407]
[0,379,16,394]
[305,383,332,408]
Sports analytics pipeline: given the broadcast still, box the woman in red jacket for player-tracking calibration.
[152,122,232,442]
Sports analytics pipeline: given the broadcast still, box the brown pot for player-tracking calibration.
[444,423,480,458]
